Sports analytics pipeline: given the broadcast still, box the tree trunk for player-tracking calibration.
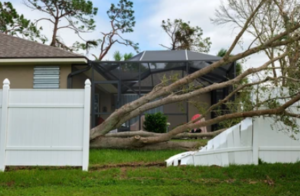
[104,129,225,139]
[90,137,203,150]
[50,19,59,47]
[89,130,226,150]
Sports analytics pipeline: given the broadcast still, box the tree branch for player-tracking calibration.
[35,18,54,24]
[224,0,267,59]
[142,91,300,144]
[115,52,288,128]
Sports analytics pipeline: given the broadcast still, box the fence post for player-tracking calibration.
[0,79,10,171]
[252,118,259,165]
[82,79,91,171]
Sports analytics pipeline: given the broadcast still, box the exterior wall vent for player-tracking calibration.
[33,66,60,89]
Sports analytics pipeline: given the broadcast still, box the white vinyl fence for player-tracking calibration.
[0,79,91,171]
[166,87,300,167]
[166,117,300,167]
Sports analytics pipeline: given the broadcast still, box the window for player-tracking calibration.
[33,66,60,89]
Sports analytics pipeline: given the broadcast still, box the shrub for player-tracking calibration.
[143,112,168,133]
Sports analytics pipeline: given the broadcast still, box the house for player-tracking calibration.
[0,33,236,131]
[0,33,88,89]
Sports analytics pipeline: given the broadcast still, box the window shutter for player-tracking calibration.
[33,66,60,89]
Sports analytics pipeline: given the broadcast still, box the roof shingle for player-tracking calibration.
[0,33,85,58]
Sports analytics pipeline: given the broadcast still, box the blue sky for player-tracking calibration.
[10,0,267,67]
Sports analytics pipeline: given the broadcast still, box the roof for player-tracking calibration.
[128,50,222,62]
[0,33,85,59]
[93,50,235,93]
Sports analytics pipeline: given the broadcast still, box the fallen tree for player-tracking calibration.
[103,129,226,139]
[90,130,225,150]
[89,0,300,150]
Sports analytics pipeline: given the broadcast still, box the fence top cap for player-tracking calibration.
[85,79,91,85]
[3,79,10,85]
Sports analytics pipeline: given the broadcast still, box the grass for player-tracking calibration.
[0,149,300,196]
[89,149,184,166]
[172,138,208,145]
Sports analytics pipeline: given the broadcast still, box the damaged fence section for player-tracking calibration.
[0,79,91,171]
[166,116,300,167]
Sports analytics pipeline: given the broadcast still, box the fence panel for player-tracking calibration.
[0,90,2,132]
[255,116,300,164]
[0,79,91,171]
[167,116,300,167]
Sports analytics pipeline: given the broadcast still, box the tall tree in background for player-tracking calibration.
[24,0,98,50]
[161,19,211,53]
[97,0,139,61]
[0,1,45,42]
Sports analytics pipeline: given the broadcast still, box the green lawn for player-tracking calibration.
[0,149,300,196]
[89,149,184,166]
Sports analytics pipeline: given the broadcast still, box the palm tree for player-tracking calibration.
[113,51,122,61]
[113,51,134,61]
[123,52,133,60]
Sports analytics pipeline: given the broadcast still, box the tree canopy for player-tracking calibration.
[97,0,139,61]
[25,0,98,50]
[0,1,45,42]
[161,18,211,53]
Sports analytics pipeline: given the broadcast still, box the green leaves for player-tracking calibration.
[25,0,98,49]
[107,0,135,34]
[113,51,123,61]
[113,51,134,61]
[123,52,133,60]
[72,39,99,52]
[144,112,168,133]
[98,0,139,60]
[0,1,45,42]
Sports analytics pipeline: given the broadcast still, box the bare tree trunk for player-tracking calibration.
[50,19,59,47]
[90,137,202,150]
[90,130,225,150]
[104,129,225,139]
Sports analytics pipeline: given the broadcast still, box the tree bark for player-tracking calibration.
[104,129,225,139]
[90,137,203,150]
[50,18,59,47]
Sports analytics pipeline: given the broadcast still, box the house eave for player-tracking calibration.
[0,58,88,65]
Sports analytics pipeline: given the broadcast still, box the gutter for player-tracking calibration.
[67,60,92,88]
[0,57,88,64]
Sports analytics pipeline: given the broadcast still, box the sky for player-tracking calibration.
[10,0,268,69]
